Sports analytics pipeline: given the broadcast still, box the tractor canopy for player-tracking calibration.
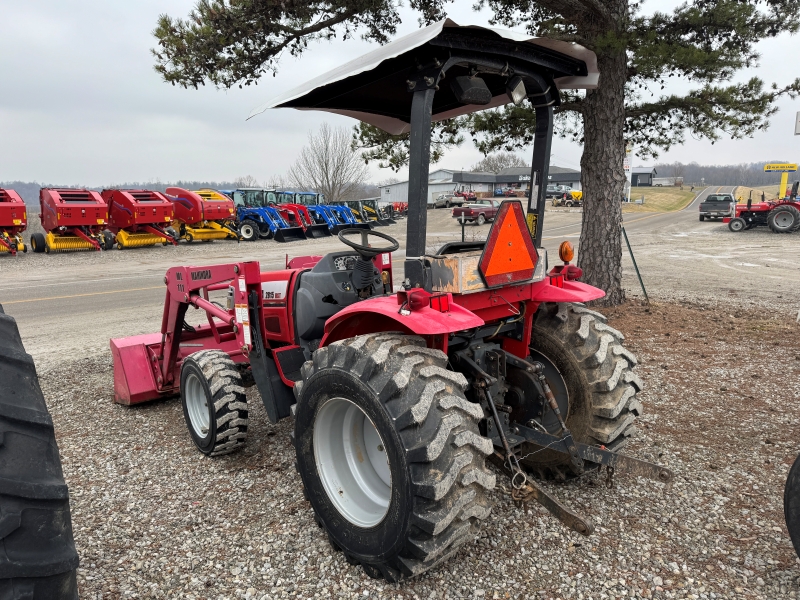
[250,18,598,133]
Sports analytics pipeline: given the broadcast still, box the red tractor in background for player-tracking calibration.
[32,188,108,253]
[0,188,28,255]
[725,181,800,233]
[111,21,670,582]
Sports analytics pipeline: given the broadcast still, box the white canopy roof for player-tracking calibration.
[248,18,598,134]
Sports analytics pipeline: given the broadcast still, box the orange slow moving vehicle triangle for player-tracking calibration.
[478,201,539,287]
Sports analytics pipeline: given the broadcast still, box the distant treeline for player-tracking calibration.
[652,161,797,187]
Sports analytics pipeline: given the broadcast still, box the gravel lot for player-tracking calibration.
[35,298,800,599]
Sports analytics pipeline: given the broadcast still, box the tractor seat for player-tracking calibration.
[293,251,376,343]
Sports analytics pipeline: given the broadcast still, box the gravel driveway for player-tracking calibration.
[35,298,800,599]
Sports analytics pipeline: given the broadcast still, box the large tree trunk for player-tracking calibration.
[577,44,627,306]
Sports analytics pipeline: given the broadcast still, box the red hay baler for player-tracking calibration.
[166,187,239,242]
[102,189,179,250]
[110,22,671,582]
[32,188,108,253]
[0,188,28,255]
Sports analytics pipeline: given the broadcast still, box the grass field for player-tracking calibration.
[621,186,696,213]
[734,184,783,202]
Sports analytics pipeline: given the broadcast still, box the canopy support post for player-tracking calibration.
[527,106,553,247]
[404,87,436,290]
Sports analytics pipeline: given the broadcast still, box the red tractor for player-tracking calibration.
[111,22,670,582]
[725,182,800,233]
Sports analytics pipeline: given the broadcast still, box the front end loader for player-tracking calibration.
[111,20,671,583]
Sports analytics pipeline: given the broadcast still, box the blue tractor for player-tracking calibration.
[285,191,371,234]
[230,189,306,243]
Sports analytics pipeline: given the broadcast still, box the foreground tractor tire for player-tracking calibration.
[0,304,79,598]
[767,205,800,233]
[294,333,494,582]
[521,303,642,478]
[180,350,248,456]
[784,452,800,558]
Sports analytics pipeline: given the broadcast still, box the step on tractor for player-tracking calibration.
[102,189,179,250]
[231,188,307,243]
[167,187,240,243]
[274,192,332,239]
[32,188,108,253]
[111,20,671,582]
[0,188,27,255]
[725,182,800,233]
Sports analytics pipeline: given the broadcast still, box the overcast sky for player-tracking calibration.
[1,1,798,186]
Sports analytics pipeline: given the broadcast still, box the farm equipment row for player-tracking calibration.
[2,186,402,256]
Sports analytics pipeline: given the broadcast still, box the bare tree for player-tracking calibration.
[266,174,289,189]
[470,151,529,174]
[289,124,369,201]
[234,175,261,188]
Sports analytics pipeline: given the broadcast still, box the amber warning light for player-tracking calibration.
[478,201,538,287]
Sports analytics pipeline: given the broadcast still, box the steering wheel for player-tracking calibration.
[337,228,399,259]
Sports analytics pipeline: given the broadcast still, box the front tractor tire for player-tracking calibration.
[294,333,494,582]
[180,350,248,456]
[521,303,642,478]
[728,218,746,232]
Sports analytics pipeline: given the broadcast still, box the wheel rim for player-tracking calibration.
[775,211,793,228]
[241,224,254,239]
[314,397,391,527]
[184,372,210,437]
[731,220,744,231]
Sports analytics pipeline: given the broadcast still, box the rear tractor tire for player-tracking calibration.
[180,350,248,456]
[0,304,79,598]
[294,333,494,582]
[520,302,642,478]
[728,218,746,232]
[767,205,800,233]
[30,233,45,253]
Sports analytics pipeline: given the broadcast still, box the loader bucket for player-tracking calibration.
[304,223,332,238]
[273,226,307,243]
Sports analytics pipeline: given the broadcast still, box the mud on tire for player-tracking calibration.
[293,333,494,582]
[0,304,79,598]
[180,350,248,456]
[522,302,642,477]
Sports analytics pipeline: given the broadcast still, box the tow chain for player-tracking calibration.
[605,465,615,489]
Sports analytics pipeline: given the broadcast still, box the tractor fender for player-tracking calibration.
[529,278,605,304]
[320,295,484,347]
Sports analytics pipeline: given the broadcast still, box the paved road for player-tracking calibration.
[6,184,797,365]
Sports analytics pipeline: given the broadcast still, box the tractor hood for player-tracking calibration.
[249,18,598,134]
